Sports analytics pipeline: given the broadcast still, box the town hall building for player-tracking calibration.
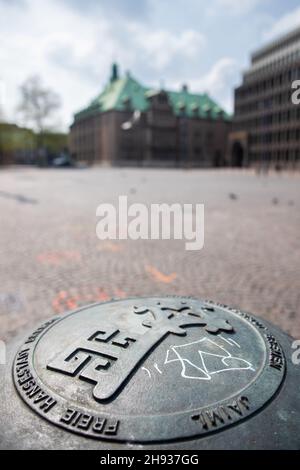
[70,64,231,167]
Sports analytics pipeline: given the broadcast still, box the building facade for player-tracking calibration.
[229,26,300,169]
[70,65,231,167]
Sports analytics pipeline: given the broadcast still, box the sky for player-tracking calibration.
[0,0,300,131]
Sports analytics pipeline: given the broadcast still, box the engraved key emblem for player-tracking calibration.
[47,301,233,401]
[14,297,286,443]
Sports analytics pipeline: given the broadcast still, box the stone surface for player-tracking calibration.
[0,166,299,344]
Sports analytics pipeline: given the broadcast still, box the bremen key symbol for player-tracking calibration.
[47,301,233,402]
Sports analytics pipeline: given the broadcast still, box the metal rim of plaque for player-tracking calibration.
[13,296,285,443]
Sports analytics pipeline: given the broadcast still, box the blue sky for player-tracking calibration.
[0,0,299,130]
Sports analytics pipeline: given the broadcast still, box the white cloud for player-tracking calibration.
[168,57,238,113]
[129,26,206,70]
[0,0,207,130]
[0,0,112,129]
[264,6,300,41]
[190,57,237,92]
[0,0,144,129]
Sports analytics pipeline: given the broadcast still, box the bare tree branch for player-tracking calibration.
[17,75,61,134]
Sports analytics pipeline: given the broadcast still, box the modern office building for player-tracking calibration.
[229,26,300,169]
[70,64,231,167]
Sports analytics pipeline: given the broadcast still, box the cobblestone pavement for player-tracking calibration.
[0,166,299,342]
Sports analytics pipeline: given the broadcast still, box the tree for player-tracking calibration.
[0,77,5,123]
[17,75,61,135]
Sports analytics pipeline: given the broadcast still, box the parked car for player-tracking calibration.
[52,151,74,167]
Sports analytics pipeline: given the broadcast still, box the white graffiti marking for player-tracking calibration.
[141,367,152,378]
[219,334,241,348]
[154,363,162,374]
[163,337,255,380]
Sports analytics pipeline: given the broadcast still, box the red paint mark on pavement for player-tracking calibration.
[52,287,127,314]
[97,242,123,253]
[145,265,177,284]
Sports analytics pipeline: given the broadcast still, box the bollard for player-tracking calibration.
[0,296,299,449]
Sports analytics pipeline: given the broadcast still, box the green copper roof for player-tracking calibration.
[74,70,231,122]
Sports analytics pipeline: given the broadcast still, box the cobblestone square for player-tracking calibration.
[0,166,299,341]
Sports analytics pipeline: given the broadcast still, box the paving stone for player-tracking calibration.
[0,166,299,341]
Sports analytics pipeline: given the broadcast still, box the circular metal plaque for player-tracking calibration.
[13,297,286,443]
